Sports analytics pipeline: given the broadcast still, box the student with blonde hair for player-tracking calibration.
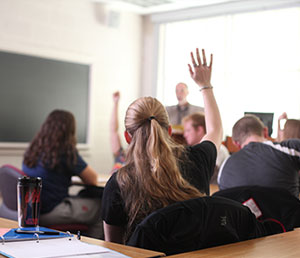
[101,48,223,243]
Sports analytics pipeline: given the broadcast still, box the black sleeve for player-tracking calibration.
[101,172,128,226]
[280,139,300,152]
[182,141,217,195]
[191,141,217,178]
[275,139,300,165]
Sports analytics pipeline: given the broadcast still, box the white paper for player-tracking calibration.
[0,237,130,258]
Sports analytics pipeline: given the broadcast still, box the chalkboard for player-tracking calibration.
[0,51,90,144]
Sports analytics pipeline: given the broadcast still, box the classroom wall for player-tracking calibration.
[0,0,143,174]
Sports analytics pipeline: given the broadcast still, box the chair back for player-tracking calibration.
[213,185,300,231]
[127,196,283,255]
[0,165,26,220]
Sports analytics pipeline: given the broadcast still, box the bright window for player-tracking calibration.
[157,7,300,138]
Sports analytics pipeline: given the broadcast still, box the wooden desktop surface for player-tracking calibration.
[209,184,219,195]
[72,174,111,188]
[73,175,220,196]
[0,217,165,258]
[167,229,300,258]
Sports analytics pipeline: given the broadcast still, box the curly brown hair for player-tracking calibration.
[23,110,77,170]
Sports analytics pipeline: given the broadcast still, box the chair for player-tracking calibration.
[0,164,89,234]
[0,164,26,220]
[213,185,300,231]
[127,196,283,255]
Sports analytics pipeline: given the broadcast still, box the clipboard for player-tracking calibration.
[0,227,72,242]
[0,227,130,258]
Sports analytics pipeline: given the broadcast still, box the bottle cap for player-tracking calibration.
[18,176,42,185]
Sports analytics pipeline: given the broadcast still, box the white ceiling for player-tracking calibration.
[93,0,243,14]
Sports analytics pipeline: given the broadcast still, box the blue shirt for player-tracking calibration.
[22,152,87,214]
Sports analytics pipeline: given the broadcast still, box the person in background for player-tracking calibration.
[110,91,125,173]
[218,114,300,198]
[182,112,230,184]
[101,48,223,243]
[166,82,204,125]
[22,110,103,239]
[277,112,300,142]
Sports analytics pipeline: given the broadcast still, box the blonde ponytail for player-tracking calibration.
[117,97,203,238]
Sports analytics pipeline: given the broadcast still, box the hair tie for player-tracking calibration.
[148,116,156,121]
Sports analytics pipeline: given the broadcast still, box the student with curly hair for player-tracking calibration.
[22,110,103,239]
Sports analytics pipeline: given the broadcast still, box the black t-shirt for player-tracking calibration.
[179,141,217,195]
[218,140,300,197]
[101,141,217,230]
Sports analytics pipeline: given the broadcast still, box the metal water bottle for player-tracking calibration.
[17,176,42,228]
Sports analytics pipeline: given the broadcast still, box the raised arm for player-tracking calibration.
[277,112,287,142]
[188,48,223,150]
[79,165,98,186]
[110,91,122,156]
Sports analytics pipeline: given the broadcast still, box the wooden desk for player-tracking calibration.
[72,174,111,188]
[167,229,300,258]
[209,184,219,195]
[72,178,220,196]
[0,217,165,258]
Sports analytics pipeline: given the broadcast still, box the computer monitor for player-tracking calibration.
[244,112,274,136]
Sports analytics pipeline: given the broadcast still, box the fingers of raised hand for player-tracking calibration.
[202,49,207,66]
[190,48,212,68]
[190,51,197,67]
[196,48,202,66]
[188,64,194,77]
[209,53,213,68]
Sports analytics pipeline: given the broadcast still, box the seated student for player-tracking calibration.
[166,82,204,125]
[101,48,223,243]
[277,112,300,142]
[110,91,125,173]
[218,114,300,198]
[22,110,103,239]
[182,112,230,184]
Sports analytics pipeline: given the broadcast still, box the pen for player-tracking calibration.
[15,229,60,235]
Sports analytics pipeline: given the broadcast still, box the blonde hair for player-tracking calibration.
[117,97,203,238]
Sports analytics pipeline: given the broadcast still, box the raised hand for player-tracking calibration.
[278,112,288,121]
[113,91,120,104]
[188,48,213,88]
